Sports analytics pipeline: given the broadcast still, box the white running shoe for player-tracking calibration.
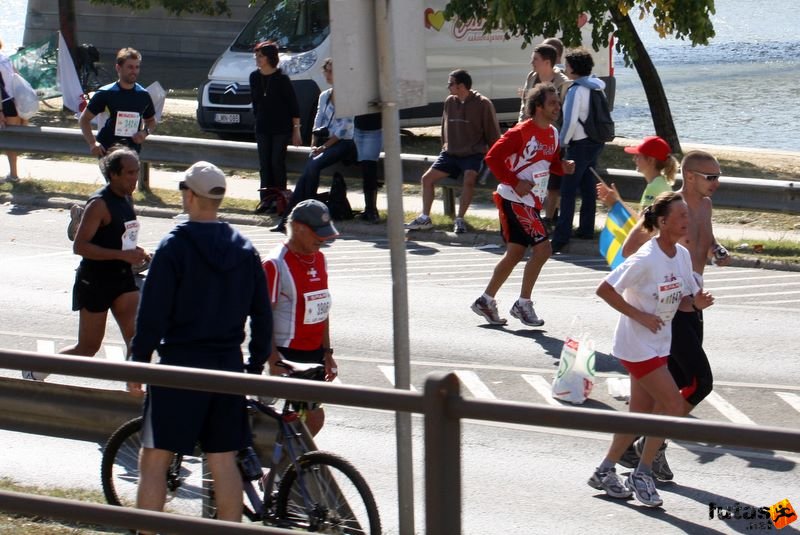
[626,471,663,507]
[453,218,467,234]
[471,296,507,325]
[67,204,84,241]
[22,370,48,381]
[405,215,433,231]
[510,300,544,327]
[587,467,633,499]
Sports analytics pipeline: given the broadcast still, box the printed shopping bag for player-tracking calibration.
[552,332,596,404]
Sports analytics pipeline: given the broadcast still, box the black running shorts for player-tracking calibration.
[72,265,137,313]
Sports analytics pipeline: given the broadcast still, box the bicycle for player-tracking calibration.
[100,362,381,534]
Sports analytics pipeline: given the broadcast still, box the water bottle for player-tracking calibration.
[236,447,263,481]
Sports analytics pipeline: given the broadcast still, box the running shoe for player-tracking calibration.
[453,217,467,234]
[587,467,633,499]
[21,370,48,381]
[510,300,544,327]
[67,204,84,241]
[5,174,19,183]
[471,296,507,325]
[404,214,433,231]
[634,439,673,481]
[625,471,663,507]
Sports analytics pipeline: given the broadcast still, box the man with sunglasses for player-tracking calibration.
[618,150,730,481]
[128,161,272,528]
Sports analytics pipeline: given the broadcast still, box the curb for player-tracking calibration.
[5,193,799,273]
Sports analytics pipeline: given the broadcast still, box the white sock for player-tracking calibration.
[517,297,532,305]
[482,293,495,303]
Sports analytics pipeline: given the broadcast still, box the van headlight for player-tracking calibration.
[280,51,317,76]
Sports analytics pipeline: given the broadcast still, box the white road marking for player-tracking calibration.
[775,392,800,415]
[521,374,561,406]
[704,391,755,425]
[454,370,496,399]
[103,345,126,362]
[36,340,55,354]
[378,365,417,391]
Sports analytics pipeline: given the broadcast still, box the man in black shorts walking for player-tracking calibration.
[128,161,272,528]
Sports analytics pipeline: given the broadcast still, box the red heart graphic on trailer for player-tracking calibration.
[577,12,589,28]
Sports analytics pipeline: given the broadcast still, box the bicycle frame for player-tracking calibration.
[242,397,316,522]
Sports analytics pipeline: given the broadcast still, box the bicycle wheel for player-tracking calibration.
[275,451,381,534]
[100,417,216,518]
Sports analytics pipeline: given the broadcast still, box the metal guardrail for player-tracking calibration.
[1,125,798,214]
[2,350,800,534]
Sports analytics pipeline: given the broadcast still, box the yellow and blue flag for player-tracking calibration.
[599,201,636,269]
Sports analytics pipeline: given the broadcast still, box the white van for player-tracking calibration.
[196,0,615,139]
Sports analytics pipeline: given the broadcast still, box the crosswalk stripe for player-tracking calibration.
[36,340,55,354]
[103,345,125,362]
[704,391,755,425]
[775,392,800,415]
[454,370,496,399]
[377,366,417,392]
[521,375,561,406]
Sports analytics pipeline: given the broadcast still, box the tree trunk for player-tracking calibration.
[58,0,78,65]
[608,7,682,154]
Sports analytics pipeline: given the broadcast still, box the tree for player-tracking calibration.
[442,0,717,154]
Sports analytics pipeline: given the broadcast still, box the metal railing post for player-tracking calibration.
[424,372,461,535]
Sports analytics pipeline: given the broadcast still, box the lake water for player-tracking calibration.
[3,0,799,151]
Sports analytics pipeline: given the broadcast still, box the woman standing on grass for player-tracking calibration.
[588,191,713,508]
[250,41,302,213]
[0,38,28,183]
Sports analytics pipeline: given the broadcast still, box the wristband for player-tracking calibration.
[323,348,334,355]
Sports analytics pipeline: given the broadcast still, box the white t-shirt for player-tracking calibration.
[604,237,699,362]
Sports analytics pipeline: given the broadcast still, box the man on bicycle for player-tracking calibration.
[128,161,272,528]
[263,199,339,436]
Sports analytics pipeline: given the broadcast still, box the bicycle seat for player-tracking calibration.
[276,359,325,381]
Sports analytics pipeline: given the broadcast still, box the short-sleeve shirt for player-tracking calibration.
[640,175,672,208]
[604,238,699,362]
[87,82,155,151]
[263,243,330,350]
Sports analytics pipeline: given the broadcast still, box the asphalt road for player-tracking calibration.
[1,206,799,534]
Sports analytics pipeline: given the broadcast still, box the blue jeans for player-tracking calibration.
[552,138,604,245]
[288,139,356,210]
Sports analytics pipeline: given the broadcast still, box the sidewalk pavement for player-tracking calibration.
[2,155,799,270]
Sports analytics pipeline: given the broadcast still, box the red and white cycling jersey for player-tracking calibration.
[486,120,565,210]
[263,243,330,350]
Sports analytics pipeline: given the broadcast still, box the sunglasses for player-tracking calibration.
[691,170,720,182]
[178,181,190,191]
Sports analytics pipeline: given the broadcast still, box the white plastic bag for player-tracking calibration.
[552,320,596,404]
[12,73,39,120]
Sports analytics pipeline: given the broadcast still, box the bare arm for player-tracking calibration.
[79,109,105,157]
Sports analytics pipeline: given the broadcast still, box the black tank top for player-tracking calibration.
[80,186,136,275]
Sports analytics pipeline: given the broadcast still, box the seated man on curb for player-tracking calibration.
[405,69,500,234]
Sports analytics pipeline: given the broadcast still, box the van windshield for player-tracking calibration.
[232,0,329,53]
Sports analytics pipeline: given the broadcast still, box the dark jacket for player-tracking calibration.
[131,221,271,374]
[249,69,300,135]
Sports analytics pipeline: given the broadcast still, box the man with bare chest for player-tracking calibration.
[620,150,730,480]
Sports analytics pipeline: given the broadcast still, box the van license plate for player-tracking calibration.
[214,113,240,124]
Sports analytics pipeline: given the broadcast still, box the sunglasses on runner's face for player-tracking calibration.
[691,170,720,182]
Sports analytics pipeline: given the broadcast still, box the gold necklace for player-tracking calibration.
[290,249,317,266]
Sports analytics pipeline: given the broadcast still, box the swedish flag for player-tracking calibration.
[599,201,636,269]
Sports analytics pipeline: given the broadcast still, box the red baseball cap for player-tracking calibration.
[624,136,671,162]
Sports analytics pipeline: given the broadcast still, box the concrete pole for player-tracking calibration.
[374,0,415,533]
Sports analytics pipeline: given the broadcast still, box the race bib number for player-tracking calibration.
[121,220,140,251]
[655,279,683,323]
[529,170,550,202]
[114,111,141,138]
[303,289,331,324]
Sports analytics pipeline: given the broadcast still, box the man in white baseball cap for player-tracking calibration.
[129,160,272,528]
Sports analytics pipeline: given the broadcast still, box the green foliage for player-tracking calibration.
[88,0,231,16]
[443,0,716,64]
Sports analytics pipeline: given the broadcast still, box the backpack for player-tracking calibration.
[317,172,353,221]
[578,88,615,143]
[258,187,291,216]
